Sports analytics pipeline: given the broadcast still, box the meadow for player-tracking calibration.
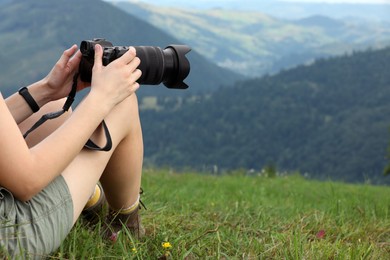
[54,169,389,259]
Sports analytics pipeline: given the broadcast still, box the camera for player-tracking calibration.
[79,38,191,89]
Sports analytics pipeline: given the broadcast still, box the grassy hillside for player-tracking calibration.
[113,1,390,77]
[0,0,242,99]
[49,169,389,259]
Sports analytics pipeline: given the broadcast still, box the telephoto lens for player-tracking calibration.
[79,39,191,89]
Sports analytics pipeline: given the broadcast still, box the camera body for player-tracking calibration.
[79,38,191,89]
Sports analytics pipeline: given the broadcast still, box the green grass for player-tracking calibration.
[52,169,389,259]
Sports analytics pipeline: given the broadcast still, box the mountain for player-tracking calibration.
[105,0,390,21]
[140,47,390,184]
[0,0,242,100]
[294,15,345,28]
[111,1,390,77]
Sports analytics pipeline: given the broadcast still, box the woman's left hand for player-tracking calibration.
[43,45,89,101]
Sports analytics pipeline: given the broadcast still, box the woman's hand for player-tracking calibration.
[89,44,141,110]
[43,45,88,101]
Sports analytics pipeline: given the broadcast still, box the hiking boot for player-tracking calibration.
[103,206,145,242]
[81,183,107,226]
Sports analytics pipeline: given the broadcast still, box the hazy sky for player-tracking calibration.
[281,0,389,3]
[108,0,390,3]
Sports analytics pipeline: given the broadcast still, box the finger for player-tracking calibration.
[70,50,82,63]
[68,50,82,71]
[126,57,141,72]
[57,44,78,67]
[116,47,136,65]
[65,44,78,56]
[130,69,142,82]
[131,82,140,92]
[93,44,103,69]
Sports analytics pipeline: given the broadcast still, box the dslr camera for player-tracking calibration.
[79,38,191,89]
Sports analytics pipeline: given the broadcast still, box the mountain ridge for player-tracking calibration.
[0,0,242,98]
[113,1,390,77]
[104,0,390,21]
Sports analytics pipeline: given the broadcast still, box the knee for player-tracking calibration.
[103,93,142,141]
[110,94,140,126]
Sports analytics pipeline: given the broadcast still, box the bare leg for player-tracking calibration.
[99,94,143,210]
[61,94,143,225]
[19,94,143,226]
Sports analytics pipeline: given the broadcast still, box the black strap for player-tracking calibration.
[22,73,79,139]
[84,120,112,151]
[18,87,40,113]
[23,109,68,138]
[23,73,112,152]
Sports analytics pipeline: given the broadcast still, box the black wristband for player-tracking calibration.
[18,87,40,113]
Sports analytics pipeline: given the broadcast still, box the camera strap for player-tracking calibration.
[23,73,112,152]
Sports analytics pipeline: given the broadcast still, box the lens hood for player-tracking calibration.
[163,45,191,89]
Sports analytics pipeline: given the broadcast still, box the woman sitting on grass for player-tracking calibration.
[0,43,144,258]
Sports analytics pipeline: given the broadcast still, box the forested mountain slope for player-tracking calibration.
[141,47,390,184]
[0,0,241,99]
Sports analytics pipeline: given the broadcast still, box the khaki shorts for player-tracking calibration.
[0,175,74,259]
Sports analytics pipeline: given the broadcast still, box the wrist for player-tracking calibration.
[84,90,113,117]
[27,79,52,108]
[18,87,40,113]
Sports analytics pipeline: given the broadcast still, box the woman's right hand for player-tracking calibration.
[90,44,141,109]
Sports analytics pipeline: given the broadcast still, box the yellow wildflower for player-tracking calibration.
[162,242,172,249]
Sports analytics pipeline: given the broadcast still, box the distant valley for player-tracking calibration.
[104,0,390,21]
[113,1,390,77]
